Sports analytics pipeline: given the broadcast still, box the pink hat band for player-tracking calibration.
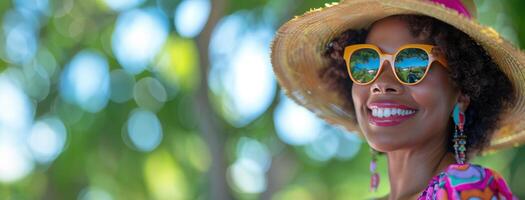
[429,0,472,19]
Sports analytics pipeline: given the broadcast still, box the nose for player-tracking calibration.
[370,61,403,94]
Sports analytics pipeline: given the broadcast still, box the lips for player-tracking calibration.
[367,101,418,127]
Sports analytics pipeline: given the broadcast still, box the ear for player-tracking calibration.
[456,92,470,112]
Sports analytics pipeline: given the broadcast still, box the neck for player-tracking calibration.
[385,139,456,200]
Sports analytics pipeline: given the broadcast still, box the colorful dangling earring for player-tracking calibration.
[452,103,467,164]
[370,148,379,192]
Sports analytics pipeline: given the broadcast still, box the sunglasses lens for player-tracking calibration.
[349,48,380,84]
[394,48,429,84]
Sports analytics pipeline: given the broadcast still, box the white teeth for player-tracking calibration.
[384,109,391,117]
[370,107,416,118]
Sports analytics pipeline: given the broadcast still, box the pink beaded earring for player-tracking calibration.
[370,148,379,192]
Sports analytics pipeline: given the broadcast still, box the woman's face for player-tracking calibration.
[352,17,460,152]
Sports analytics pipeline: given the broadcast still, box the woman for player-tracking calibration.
[271,0,524,199]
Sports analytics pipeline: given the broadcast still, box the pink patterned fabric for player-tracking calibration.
[429,0,473,19]
[418,163,518,200]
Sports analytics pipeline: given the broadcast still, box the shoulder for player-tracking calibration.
[428,163,517,200]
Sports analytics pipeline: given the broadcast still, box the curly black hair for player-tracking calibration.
[320,14,516,156]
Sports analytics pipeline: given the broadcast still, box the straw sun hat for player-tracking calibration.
[270,0,525,152]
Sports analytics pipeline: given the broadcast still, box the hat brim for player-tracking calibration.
[271,0,525,153]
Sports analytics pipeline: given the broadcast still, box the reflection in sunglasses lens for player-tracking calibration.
[350,48,380,84]
[394,48,429,84]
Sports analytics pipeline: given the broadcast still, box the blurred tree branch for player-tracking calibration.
[194,0,231,199]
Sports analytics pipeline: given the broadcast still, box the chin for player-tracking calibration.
[364,131,408,152]
[367,141,395,152]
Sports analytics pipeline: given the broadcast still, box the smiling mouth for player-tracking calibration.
[366,106,418,127]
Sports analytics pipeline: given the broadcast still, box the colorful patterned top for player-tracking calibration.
[418,163,517,200]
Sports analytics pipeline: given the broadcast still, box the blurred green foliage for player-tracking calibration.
[0,0,523,200]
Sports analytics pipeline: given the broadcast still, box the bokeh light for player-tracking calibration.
[209,12,276,127]
[125,108,163,152]
[109,69,135,103]
[2,9,39,65]
[334,130,362,160]
[304,131,339,162]
[5,24,37,64]
[13,0,50,16]
[27,117,67,164]
[229,158,267,194]
[0,130,34,183]
[144,150,188,199]
[53,0,74,17]
[174,0,211,38]
[229,137,271,194]
[236,137,272,172]
[23,61,51,101]
[34,47,58,78]
[178,134,211,173]
[0,74,33,183]
[78,186,113,200]
[59,50,110,113]
[0,74,34,133]
[133,77,167,112]
[112,8,169,74]
[273,95,322,146]
[154,36,199,91]
[103,0,145,11]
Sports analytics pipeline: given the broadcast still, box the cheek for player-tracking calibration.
[411,88,452,134]
[410,74,458,132]
[411,87,447,110]
[412,70,457,112]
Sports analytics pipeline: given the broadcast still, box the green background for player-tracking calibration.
[0,0,523,199]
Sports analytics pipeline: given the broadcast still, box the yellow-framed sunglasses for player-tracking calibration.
[343,44,448,85]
